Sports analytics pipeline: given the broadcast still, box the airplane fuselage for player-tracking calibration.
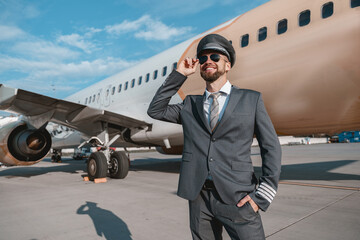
[59,0,360,150]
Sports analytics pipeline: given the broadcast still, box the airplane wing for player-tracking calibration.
[0,84,151,136]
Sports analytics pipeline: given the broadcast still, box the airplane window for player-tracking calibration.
[299,10,311,27]
[258,27,267,42]
[89,96,92,103]
[322,2,334,18]
[146,73,150,82]
[351,0,360,8]
[85,98,88,104]
[97,93,100,102]
[93,94,96,102]
[138,76,142,85]
[118,84,122,93]
[241,34,249,47]
[173,62,177,70]
[131,79,135,88]
[277,19,288,35]
[153,70,158,80]
[112,87,115,95]
[106,89,109,97]
[125,81,128,90]
[162,66,167,76]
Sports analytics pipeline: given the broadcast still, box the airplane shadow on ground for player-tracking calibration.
[278,160,360,181]
[1,157,359,181]
[0,158,85,178]
[130,158,182,173]
[77,201,132,240]
[130,158,360,181]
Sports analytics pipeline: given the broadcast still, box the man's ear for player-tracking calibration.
[225,61,231,72]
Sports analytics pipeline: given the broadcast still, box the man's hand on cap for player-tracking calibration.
[177,57,199,77]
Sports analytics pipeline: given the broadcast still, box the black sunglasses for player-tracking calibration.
[198,54,221,65]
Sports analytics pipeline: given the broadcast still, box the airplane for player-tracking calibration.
[0,0,359,180]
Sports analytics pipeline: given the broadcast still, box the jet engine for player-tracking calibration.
[0,119,52,166]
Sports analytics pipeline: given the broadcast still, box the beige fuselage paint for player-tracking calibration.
[177,0,360,136]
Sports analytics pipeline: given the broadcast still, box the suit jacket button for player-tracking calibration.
[209,158,214,162]
[212,138,216,142]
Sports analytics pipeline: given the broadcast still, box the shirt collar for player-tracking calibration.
[205,80,232,99]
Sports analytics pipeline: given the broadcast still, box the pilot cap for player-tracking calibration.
[197,34,236,67]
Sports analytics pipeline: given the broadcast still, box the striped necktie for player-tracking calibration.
[209,92,221,131]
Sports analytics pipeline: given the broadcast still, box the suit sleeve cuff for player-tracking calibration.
[249,182,277,212]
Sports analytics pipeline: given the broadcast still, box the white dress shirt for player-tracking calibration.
[204,80,232,126]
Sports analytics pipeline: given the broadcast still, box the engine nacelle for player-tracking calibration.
[0,119,52,166]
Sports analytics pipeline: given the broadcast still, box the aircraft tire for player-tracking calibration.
[109,151,129,179]
[87,152,107,180]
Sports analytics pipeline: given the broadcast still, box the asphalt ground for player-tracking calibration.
[0,143,359,240]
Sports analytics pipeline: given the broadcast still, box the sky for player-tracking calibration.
[0,0,270,102]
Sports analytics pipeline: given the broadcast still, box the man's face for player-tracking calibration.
[199,50,230,83]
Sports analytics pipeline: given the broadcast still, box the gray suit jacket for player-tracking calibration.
[147,70,281,211]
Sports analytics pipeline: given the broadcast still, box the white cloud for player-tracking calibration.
[0,54,137,97]
[0,1,40,23]
[0,55,136,79]
[85,27,102,38]
[0,25,25,41]
[105,15,193,41]
[32,57,137,79]
[105,15,149,35]
[57,33,95,54]
[135,19,193,41]
[11,40,79,61]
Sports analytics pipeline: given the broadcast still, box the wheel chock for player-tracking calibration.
[82,175,107,183]
[94,178,107,183]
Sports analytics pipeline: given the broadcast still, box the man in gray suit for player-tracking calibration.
[148,34,281,240]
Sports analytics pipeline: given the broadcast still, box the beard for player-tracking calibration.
[200,67,225,83]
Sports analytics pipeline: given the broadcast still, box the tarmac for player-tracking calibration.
[0,143,359,240]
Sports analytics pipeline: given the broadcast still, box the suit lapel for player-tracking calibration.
[196,95,211,133]
[213,87,242,133]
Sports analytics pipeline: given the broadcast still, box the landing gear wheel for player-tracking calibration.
[109,151,129,179]
[87,152,107,180]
